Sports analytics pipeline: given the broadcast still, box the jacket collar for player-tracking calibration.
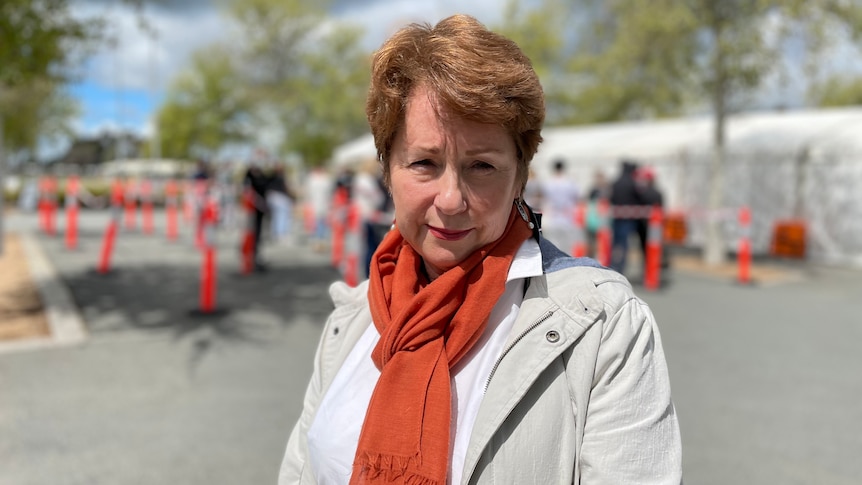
[461,244,607,482]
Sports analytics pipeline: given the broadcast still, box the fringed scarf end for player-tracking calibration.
[352,452,441,485]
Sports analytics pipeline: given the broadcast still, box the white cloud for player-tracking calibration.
[74,3,232,94]
[335,0,506,49]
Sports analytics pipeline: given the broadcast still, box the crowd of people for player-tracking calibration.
[524,157,667,281]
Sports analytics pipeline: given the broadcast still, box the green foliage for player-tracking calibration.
[810,75,862,106]
[229,0,369,166]
[498,0,862,129]
[2,80,79,156]
[151,0,371,167]
[155,47,252,159]
[0,0,103,154]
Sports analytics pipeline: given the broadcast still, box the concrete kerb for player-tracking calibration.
[0,232,88,354]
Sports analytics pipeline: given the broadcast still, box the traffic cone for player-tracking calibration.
[191,197,227,316]
[595,199,612,267]
[644,206,664,291]
[303,202,315,237]
[330,186,349,269]
[238,187,257,275]
[737,206,753,286]
[571,201,587,258]
[165,179,179,241]
[140,179,154,235]
[94,181,125,275]
[38,176,49,234]
[342,201,362,287]
[65,176,80,250]
[43,176,59,236]
[123,179,137,230]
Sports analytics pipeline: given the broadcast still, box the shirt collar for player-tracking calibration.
[507,237,543,283]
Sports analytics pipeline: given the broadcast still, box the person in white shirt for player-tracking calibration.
[539,159,581,254]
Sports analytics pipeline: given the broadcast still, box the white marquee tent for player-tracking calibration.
[331,107,862,265]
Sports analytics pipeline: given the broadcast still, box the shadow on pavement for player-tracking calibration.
[58,262,343,336]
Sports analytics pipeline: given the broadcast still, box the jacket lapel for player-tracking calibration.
[460,271,602,483]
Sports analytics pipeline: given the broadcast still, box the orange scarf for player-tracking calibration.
[353,206,532,485]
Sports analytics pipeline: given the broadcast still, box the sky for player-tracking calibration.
[61,0,862,160]
[64,0,505,145]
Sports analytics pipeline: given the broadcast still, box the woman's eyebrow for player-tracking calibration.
[465,146,507,156]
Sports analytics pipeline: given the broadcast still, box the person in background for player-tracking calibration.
[635,166,667,280]
[243,164,269,271]
[609,159,644,275]
[279,14,681,485]
[305,166,333,252]
[267,165,296,244]
[352,159,388,278]
[586,168,610,259]
[522,167,543,209]
[539,158,581,254]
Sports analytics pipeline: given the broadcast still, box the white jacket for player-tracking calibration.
[279,240,682,484]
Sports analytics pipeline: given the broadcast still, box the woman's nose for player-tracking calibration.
[434,169,467,215]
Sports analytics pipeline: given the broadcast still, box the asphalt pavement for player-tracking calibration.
[1,208,861,485]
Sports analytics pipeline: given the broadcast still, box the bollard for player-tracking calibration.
[303,202,315,237]
[236,186,258,275]
[330,186,349,269]
[193,180,208,248]
[183,180,194,222]
[644,206,664,291]
[199,200,218,312]
[595,199,612,267]
[140,179,154,235]
[38,176,49,234]
[94,181,125,275]
[44,176,59,236]
[65,176,80,250]
[737,206,752,285]
[191,198,227,316]
[165,179,179,241]
[342,201,362,287]
[571,201,587,258]
[97,202,122,275]
[123,179,138,230]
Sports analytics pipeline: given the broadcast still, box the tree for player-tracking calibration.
[494,0,572,125]
[229,0,370,166]
[0,0,102,254]
[0,0,102,154]
[505,0,862,265]
[155,47,252,160]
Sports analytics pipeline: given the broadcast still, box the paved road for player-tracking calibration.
[1,209,861,484]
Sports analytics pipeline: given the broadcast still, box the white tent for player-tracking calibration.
[331,133,376,170]
[331,107,862,264]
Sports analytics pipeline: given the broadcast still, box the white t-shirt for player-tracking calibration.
[307,238,543,485]
[540,176,580,228]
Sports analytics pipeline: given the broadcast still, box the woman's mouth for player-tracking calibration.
[428,226,472,241]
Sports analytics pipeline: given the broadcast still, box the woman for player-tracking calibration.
[280,14,681,485]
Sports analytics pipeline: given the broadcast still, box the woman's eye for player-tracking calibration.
[472,161,495,172]
[409,159,436,170]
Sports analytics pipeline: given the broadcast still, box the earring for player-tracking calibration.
[515,199,535,230]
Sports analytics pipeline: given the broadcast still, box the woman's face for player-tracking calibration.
[389,86,520,280]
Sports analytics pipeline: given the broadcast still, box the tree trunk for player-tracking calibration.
[703,20,728,267]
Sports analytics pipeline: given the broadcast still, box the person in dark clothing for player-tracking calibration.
[635,166,664,259]
[634,167,669,281]
[244,164,269,270]
[609,160,643,275]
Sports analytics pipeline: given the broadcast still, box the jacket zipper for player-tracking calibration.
[484,310,555,393]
